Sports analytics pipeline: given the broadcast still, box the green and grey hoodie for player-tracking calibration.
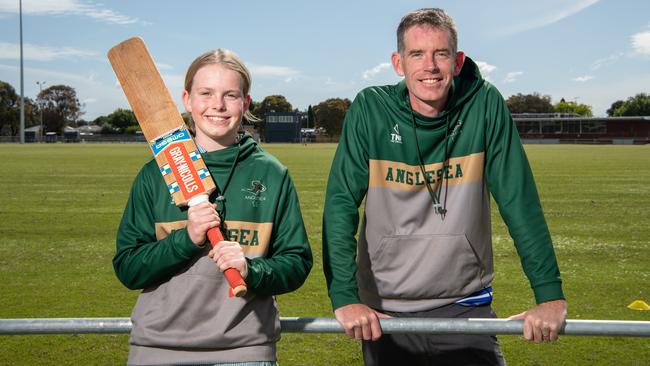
[114,133,312,365]
[323,57,563,313]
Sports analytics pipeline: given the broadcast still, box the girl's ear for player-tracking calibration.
[244,94,251,112]
[182,89,192,112]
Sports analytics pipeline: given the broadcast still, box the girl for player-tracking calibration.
[113,49,312,365]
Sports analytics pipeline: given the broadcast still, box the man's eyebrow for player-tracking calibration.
[407,47,450,56]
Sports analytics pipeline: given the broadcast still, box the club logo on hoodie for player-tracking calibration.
[242,180,267,207]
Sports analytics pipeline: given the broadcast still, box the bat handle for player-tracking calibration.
[189,195,248,297]
[206,227,247,297]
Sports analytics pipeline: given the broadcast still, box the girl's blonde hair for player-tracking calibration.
[184,49,259,132]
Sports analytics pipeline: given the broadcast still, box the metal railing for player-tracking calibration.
[1,318,649,337]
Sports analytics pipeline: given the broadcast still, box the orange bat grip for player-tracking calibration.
[207,227,247,297]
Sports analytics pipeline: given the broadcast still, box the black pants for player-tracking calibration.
[362,304,506,366]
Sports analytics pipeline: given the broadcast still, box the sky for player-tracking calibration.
[0,0,649,121]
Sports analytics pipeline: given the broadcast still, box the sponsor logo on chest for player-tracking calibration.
[390,123,402,144]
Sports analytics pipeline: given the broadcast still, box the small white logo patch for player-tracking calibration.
[390,123,402,144]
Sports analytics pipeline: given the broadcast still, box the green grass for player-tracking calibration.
[0,143,648,365]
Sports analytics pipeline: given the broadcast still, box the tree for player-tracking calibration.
[313,98,352,138]
[611,93,650,116]
[606,100,624,117]
[92,115,109,127]
[251,95,293,137]
[506,93,554,114]
[42,108,67,135]
[23,98,39,128]
[251,95,293,118]
[38,84,83,133]
[307,105,315,128]
[106,108,138,133]
[0,81,19,135]
[554,98,593,117]
[0,80,39,136]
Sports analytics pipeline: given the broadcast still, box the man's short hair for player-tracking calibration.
[397,8,458,55]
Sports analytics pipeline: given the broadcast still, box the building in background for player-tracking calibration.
[265,112,300,143]
[513,114,650,144]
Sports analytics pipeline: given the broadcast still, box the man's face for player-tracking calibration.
[392,25,465,117]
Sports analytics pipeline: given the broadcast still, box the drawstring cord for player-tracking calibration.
[409,110,450,219]
[214,143,240,225]
[197,139,241,228]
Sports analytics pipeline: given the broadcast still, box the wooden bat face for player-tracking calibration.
[108,37,215,207]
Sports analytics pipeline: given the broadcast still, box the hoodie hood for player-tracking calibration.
[198,131,258,202]
[394,56,484,124]
[200,131,258,169]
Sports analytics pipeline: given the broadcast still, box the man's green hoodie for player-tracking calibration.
[323,57,564,313]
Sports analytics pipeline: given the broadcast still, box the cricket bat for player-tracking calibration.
[108,37,247,297]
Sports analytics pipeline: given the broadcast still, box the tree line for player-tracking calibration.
[1,80,649,138]
[505,92,650,117]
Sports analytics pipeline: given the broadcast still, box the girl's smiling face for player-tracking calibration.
[182,63,251,151]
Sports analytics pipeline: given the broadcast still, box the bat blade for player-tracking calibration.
[108,37,246,297]
[107,37,215,207]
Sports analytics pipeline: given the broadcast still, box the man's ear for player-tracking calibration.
[391,52,404,77]
[454,51,466,76]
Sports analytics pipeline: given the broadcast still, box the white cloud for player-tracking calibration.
[0,42,95,61]
[248,63,300,78]
[591,52,624,70]
[503,71,524,83]
[631,31,650,55]
[362,62,391,80]
[0,62,102,88]
[573,75,594,82]
[155,62,173,71]
[500,0,600,35]
[475,61,497,81]
[0,0,140,25]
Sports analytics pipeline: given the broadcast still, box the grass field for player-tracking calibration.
[0,143,648,365]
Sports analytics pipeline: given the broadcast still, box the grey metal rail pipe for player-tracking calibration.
[1,318,649,337]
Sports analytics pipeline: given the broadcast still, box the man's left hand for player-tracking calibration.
[509,299,567,343]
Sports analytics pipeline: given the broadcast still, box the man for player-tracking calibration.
[322,8,567,365]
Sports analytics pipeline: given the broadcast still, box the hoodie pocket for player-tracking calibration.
[369,234,483,300]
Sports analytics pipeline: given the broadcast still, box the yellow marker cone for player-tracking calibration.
[627,300,650,311]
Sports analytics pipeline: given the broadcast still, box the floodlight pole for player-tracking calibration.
[37,81,46,141]
[19,0,25,144]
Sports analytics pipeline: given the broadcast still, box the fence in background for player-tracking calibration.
[1,318,650,337]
